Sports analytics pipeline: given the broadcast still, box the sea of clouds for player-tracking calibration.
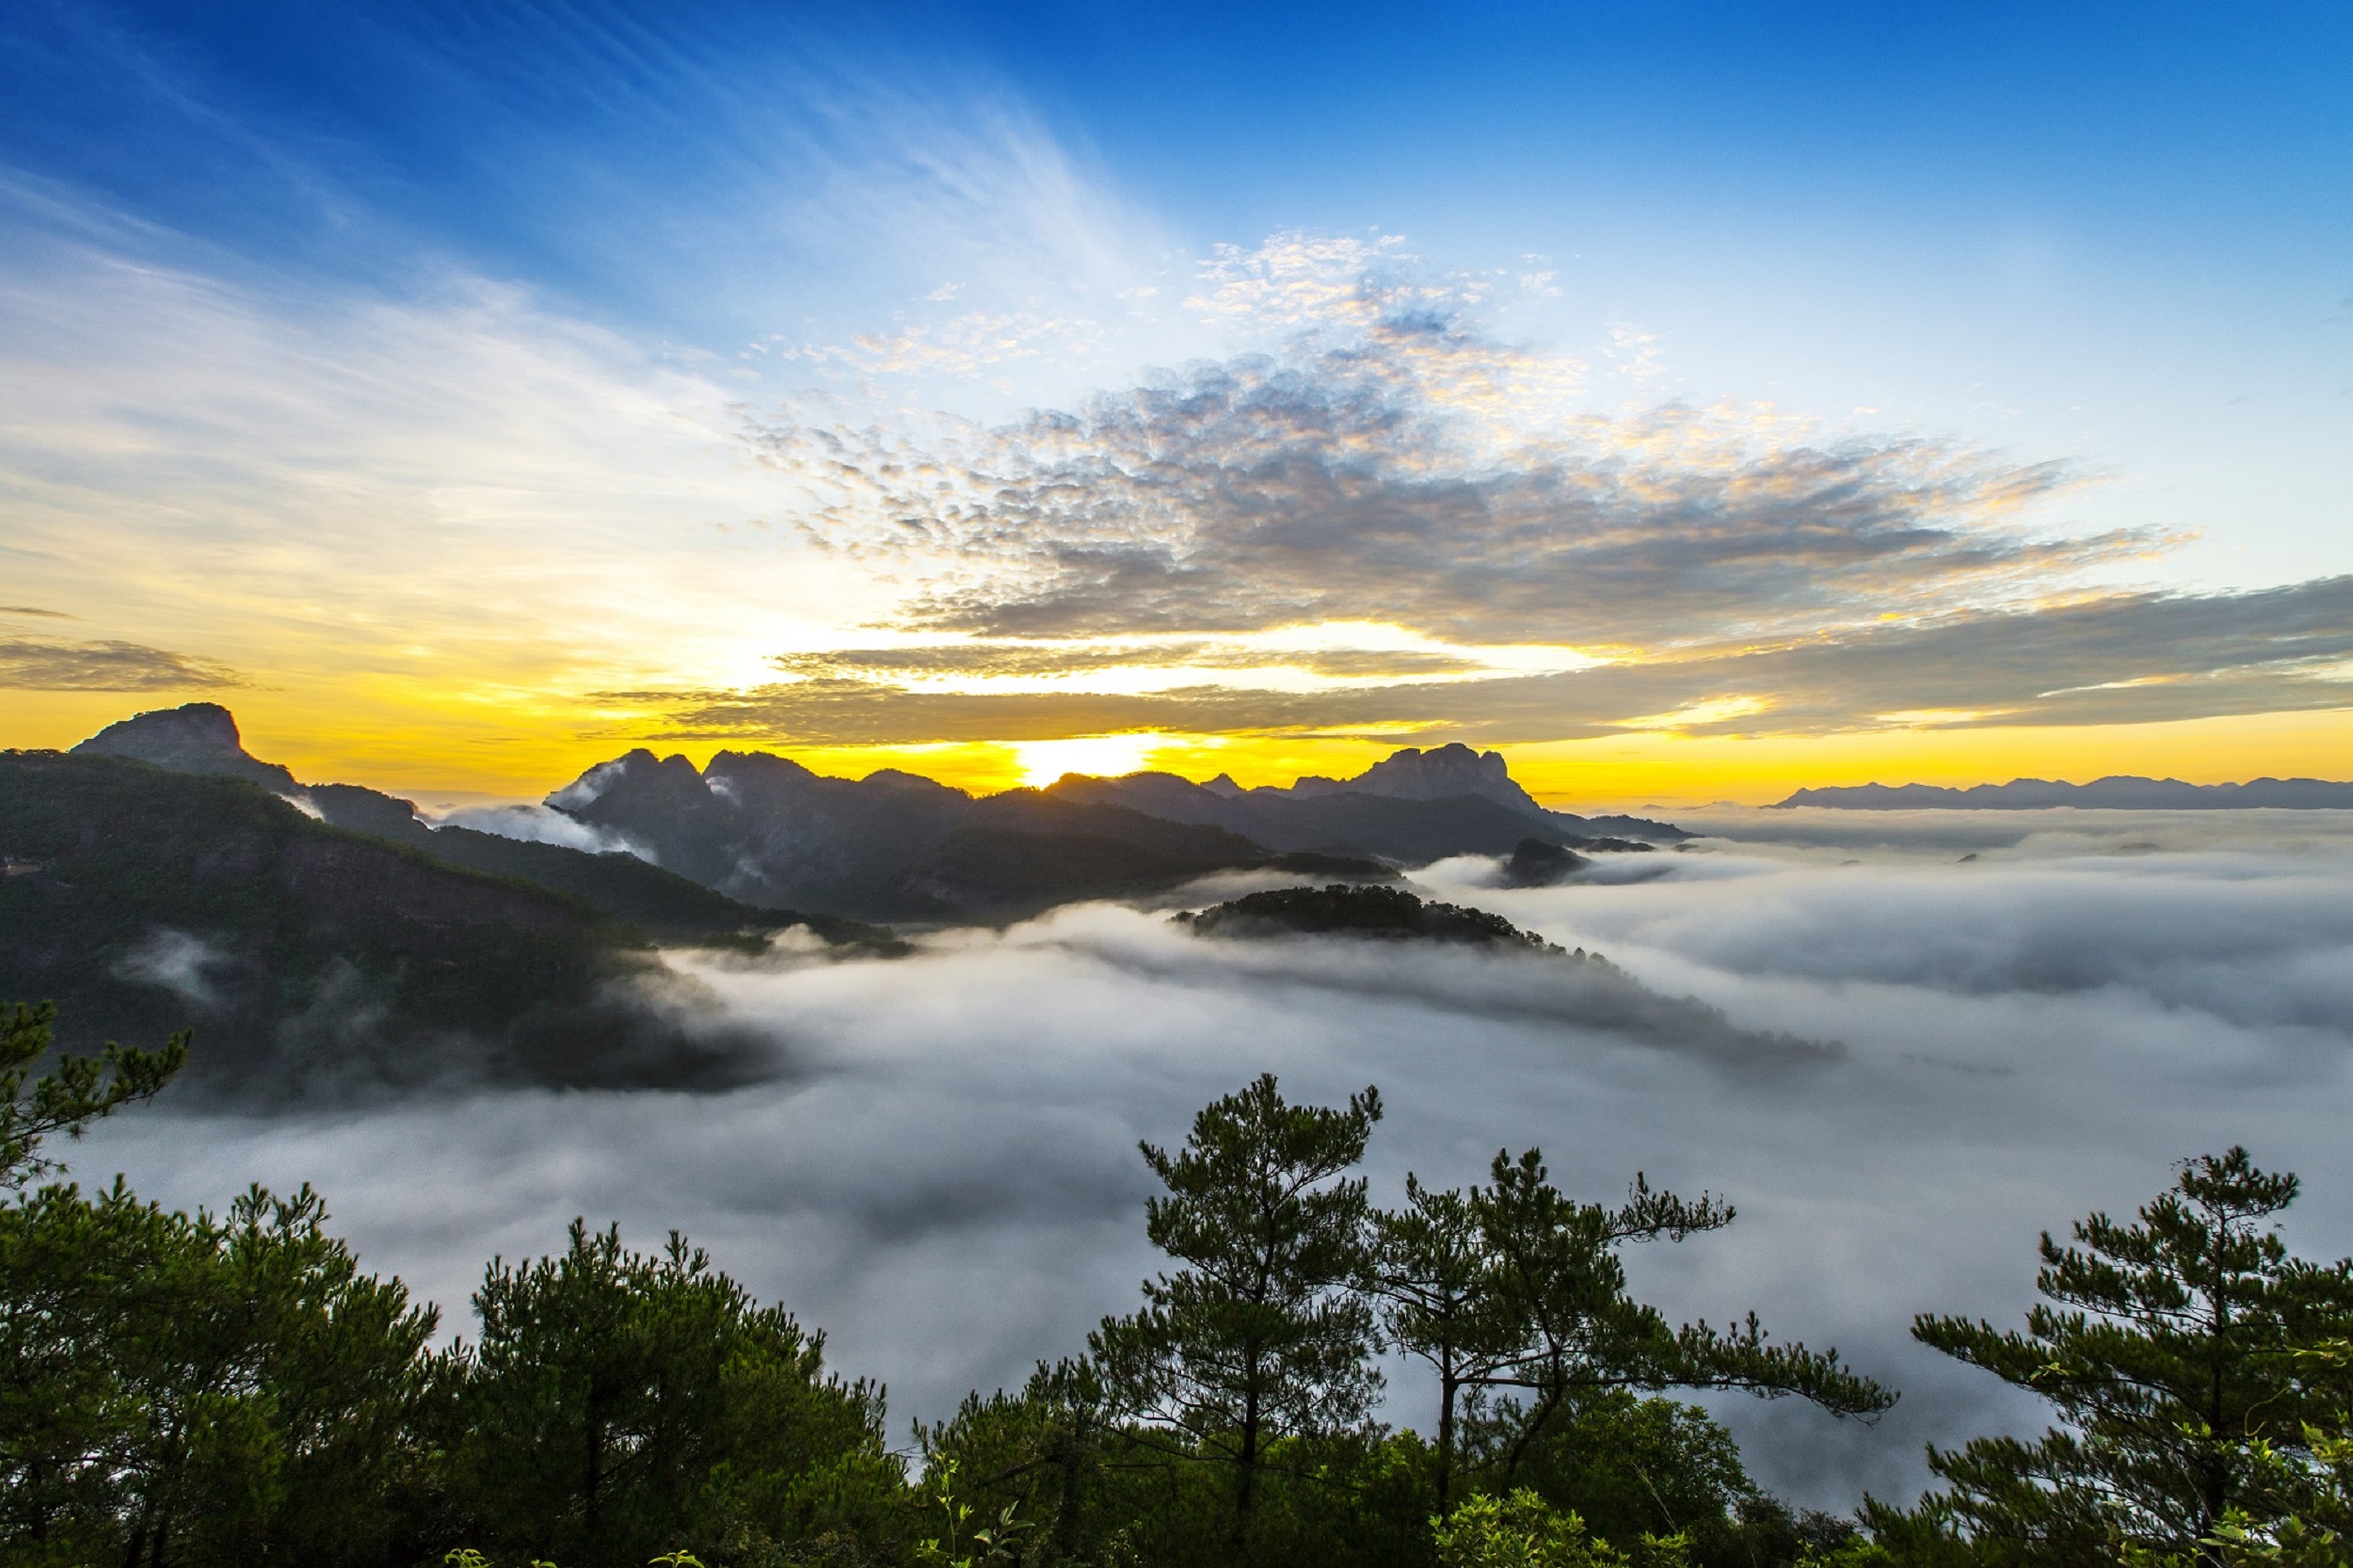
[67,808,2353,1510]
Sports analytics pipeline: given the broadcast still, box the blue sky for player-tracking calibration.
[3,0,2348,796]
[11,1,2346,572]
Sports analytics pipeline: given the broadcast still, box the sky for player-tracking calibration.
[2,0,2349,806]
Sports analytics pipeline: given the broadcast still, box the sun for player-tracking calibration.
[1010,734,1167,788]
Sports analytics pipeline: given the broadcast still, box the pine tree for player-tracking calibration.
[1375,1173,1525,1511]
[453,1220,893,1568]
[1887,1148,2353,1567]
[1090,1073,1385,1528]
[1,1180,440,1566]
[1,1000,184,1188]
[1443,1148,1894,1481]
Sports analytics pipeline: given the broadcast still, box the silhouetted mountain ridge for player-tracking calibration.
[56,705,1686,930]
[304,784,895,949]
[552,747,1394,922]
[0,752,760,1093]
[72,702,298,793]
[1167,743,1683,843]
[1776,776,2353,809]
[61,705,866,946]
[1042,766,1674,861]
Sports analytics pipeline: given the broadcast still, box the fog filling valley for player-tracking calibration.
[67,808,2353,1510]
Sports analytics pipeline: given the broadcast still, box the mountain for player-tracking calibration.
[72,702,298,793]
[1042,766,1677,861]
[1046,773,1577,860]
[59,705,869,948]
[1498,838,1592,888]
[1774,776,2353,810]
[1176,883,1564,950]
[305,784,894,949]
[551,748,1390,922]
[1186,742,1685,843]
[1288,743,1545,811]
[1169,882,1833,1064]
[0,753,761,1093]
[539,741,1681,919]
[58,705,1675,929]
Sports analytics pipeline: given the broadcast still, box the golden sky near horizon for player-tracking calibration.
[6,233,2350,808]
[9,689,2352,810]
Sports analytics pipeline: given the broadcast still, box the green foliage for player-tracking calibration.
[1176,884,1566,952]
[1464,1391,1753,1546]
[914,1457,1034,1567]
[1456,1389,1872,1568]
[450,1219,899,1568]
[1376,1147,1892,1495]
[1377,1175,1526,1509]
[0,753,666,1084]
[1091,1073,1385,1526]
[2,1011,1920,1568]
[1874,1148,2353,1566]
[918,1368,1445,1568]
[0,1178,440,1565]
[913,1359,1118,1563]
[0,997,184,1187]
[1433,1489,1630,1568]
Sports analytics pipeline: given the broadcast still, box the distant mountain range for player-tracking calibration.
[1774,776,2353,810]
[3,704,1702,1088]
[1,751,763,1092]
[540,741,1679,922]
[65,709,1682,929]
[70,706,875,946]
[542,748,1381,922]
[1040,766,1666,864]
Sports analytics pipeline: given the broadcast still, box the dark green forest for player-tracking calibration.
[8,1004,2353,1568]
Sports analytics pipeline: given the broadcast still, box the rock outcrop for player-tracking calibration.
[72,702,299,794]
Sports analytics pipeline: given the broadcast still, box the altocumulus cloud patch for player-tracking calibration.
[693,235,2353,747]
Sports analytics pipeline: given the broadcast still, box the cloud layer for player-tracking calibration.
[629,574,2353,744]
[6,168,2345,765]
[72,813,2353,1509]
[752,316,2112,649]
[679,237,2350,749]
[0,635,244,692]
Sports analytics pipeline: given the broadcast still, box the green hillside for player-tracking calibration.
[0,753,751,1091]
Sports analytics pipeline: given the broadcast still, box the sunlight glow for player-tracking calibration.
[1612,695,1774,731]
[1009,733,1167,788]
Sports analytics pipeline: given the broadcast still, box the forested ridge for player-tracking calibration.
[7,1005,2353,1568]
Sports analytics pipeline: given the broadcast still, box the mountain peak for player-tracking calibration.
[71,703,299,794]
[1313,742,1545,814]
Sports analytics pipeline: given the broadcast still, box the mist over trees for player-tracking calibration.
[8,1005,2353,1567]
